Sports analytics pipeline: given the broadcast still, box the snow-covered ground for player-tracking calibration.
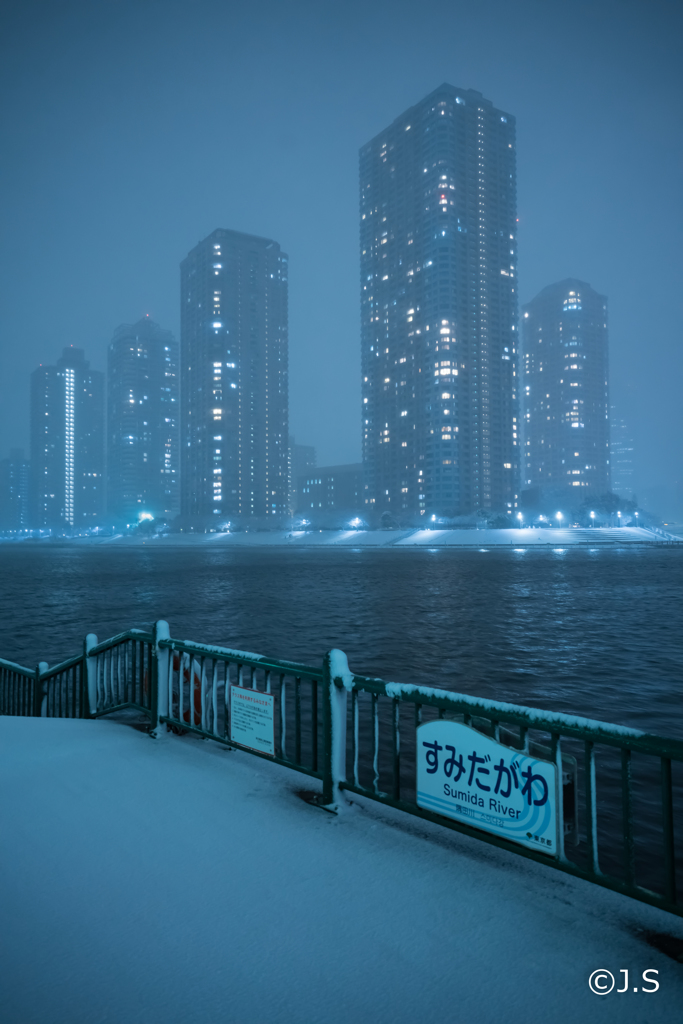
[1,716,681,1024]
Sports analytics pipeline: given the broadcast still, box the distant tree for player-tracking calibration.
[380,511,399,530]
[580,492,636,516]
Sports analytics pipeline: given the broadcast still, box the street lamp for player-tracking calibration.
[635,511,639,529]
[617,511,622,527]
[555,512,563,527]
[590,510,595,527]
[517,512,523,527]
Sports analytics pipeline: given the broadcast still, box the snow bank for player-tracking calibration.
[1,717,681,1024]
[88,525,669,549]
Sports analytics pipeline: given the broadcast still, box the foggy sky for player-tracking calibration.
[1,0,681,514]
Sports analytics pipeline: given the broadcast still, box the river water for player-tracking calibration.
[0,543,681,739]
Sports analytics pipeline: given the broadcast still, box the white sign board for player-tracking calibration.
[229,686,275,756]
[417,720,558,855]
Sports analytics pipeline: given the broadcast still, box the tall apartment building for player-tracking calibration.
[360,84,519,520]
[289,436,316,514]
[180,229,289,523]
[610,407,634,499]
[107,316,179,522]
[30,347,104,530]
[521,280,610,496]
[0,449,30,531]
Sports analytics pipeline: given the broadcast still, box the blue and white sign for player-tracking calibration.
[417,720,558,855]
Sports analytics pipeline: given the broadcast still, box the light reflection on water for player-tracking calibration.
[0,544,681,738]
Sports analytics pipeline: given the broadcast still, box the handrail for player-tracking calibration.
[345,674,683,759]
[0,656,34,677]
[159,637,324,679]
[41,653,84,679]
[88,629,153,657]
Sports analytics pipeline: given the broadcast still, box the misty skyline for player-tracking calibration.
[1,0,681,515]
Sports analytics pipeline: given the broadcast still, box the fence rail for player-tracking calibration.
[157,636,323,779]
[1,620,681,919]
[0,656,38,716]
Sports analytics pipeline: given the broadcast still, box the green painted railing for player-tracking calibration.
[1,620,681,919]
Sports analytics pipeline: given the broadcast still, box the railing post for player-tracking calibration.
[83,634,98,718]
[34,662,48,717]
[321,649,351,808]
[321,654,334,804]
[150,620,170,738]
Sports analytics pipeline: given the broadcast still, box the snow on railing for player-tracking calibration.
[1,621,681,919]
[645,525,681,542]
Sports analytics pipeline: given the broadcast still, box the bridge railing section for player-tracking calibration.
[0,657,40,716]
[41,654,85,718]
[1,621,680,918]
[0,629,155,720]
[323,660,682,920]
[156,634,323,780]
[87,629,155,719]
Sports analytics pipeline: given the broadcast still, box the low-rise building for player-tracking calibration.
[297,463,363,517]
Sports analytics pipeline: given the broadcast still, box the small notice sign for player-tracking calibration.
[417,720,558,855]
[229,686,275,756]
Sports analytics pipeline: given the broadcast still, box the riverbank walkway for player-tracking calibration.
[1,716,681,1024]
[103,525,680,547]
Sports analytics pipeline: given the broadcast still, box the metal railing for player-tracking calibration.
[0,657,41,716]
[1,620,680,919]
[157,634,323,780]
[88,629,154,719]
[644,525,681,543]
[330,663,682,918]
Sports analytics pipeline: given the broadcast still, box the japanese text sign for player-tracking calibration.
[230,686,275,756]
[417,720,557,855]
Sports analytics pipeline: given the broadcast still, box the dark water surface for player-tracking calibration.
[1,544,681,738]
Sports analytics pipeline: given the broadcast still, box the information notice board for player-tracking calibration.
[229,686,275,756]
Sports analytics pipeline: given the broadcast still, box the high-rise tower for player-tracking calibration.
[0,449,30,532]
[610,407,634,500]
[107,316,179,522]
[30,347,104,530]
[360,84,519,520]
[180,229,289,523]
[521,279,610,497]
